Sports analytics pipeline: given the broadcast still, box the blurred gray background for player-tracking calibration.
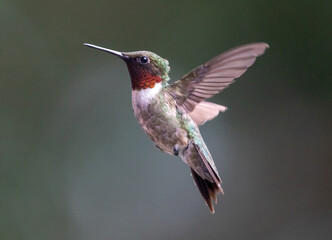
[1,0,331,239]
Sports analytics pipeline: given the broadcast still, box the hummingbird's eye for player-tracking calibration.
[140,56,148,64]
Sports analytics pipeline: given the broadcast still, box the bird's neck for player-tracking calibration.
[127,66,163,91]
[132,82,163,108]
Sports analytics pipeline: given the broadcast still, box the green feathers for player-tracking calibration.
[149,53,171,83]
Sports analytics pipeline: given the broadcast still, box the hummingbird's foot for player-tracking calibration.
[183,140,192,152]
[173,145,179,156]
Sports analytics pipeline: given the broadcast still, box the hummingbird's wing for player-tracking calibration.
[189,101,227,126]
[168,43,269,113]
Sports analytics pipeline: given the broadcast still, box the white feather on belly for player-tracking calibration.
[132,82,162,112]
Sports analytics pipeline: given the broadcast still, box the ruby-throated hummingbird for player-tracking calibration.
[84,42,269,213]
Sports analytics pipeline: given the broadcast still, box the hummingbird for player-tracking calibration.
[84,42,269,213]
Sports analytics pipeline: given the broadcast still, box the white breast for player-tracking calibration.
[132,83,163,113]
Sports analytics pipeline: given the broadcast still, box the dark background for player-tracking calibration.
[1,0,331,239]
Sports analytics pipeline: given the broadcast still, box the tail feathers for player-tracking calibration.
[191,168,222,214]
[190,142,223,213]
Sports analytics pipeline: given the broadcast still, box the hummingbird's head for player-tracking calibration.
[84,43,170,91]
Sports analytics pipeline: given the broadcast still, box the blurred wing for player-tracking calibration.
[189,101,227,126]
[168,43,269,113]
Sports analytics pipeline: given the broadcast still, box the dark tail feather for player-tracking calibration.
[190,168,223,214]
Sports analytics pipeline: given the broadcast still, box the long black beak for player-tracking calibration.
[83,43,129,60]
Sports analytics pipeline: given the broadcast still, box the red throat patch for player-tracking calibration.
[127,67,162,90]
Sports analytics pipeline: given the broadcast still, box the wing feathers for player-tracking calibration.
[189,101,227,126]
[168,43,269,114]
[208,42,268,64]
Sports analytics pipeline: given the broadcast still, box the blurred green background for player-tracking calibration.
[1,0,331,239]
